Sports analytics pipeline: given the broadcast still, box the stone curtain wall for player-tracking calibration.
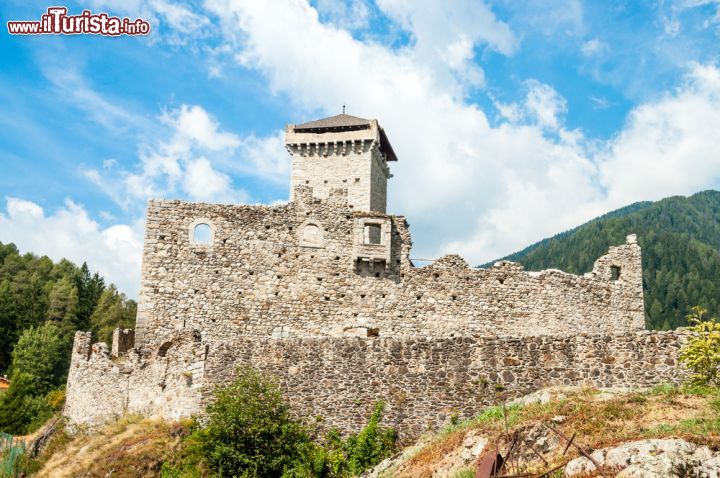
[64,330,208,428]
[65,328,685,438]
[134,189,644,348]
[208,332,684,439]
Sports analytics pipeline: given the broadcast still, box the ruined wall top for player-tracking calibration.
[134,187,645,347]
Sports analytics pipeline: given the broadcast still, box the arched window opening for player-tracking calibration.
[301,224,322,247]
[192,223,212,245]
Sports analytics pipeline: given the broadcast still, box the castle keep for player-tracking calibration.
[64,114,685,439]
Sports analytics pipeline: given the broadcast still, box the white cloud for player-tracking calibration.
[232,132,290,183]
[491,81,568,130]
[169,105,241,151]
[523,80,568,131]
[376,0,517,56]
[86,104,276,209]
[183,157,246,203]
[0,198,143,297]
[598,63,720,207]
[581,38,608,56]
[375,0,515,90]
[201,0,720,267]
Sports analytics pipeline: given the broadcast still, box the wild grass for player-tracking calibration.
[393,386,720,478]
[32,416,193,478]
[451,468,475,478]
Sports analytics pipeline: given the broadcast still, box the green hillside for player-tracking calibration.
[488,190,720,330]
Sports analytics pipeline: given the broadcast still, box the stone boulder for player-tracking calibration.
[565,438,719,477]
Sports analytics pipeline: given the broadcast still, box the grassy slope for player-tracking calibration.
[483,190,720,330]
[26,386,720,477]
[27,416,194,478]
[389,386,720,478]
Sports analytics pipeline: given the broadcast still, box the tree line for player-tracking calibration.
[0,242,136,434]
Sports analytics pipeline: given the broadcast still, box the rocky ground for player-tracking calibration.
[365,385,720,477]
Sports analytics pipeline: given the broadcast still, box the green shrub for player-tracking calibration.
[344,402,396,475]
[195,367,309,477]
[0,373,55,435]
[678,306,720,386]
[174,367,396,478]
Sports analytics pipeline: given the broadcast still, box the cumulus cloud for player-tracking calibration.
[375,0,515,90]
[85,104,290,208]
[183,157,240,203]
[598,63,720,207]
[201,0,720,266]
[0,198,143,297]
[523,80,568,131]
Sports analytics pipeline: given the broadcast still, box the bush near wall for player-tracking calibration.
[679,306,720,386]
[161,367,397,478]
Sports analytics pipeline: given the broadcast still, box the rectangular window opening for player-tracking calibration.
[363,224,382,245]
[610,265,621,281]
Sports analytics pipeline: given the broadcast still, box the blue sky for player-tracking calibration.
[1,0,720,296]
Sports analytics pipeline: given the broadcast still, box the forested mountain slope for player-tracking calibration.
[487,190,720,330]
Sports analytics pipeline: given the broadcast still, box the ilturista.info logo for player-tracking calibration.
[7,7,150,36]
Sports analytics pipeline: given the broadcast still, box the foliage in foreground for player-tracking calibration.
[679,306,720,386]
[161,367,396,478]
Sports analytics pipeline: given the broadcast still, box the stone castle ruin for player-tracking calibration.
[64,114,684,438]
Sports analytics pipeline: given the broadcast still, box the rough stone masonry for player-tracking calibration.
[64,114,686,438]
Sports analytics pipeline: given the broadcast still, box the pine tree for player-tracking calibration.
[46,276,80,340]
[0,280,17,372]
[13,271,47,330]
[74,262,105,331]
[89,286,137,345]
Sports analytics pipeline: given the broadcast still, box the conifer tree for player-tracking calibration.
[89,285,137,345]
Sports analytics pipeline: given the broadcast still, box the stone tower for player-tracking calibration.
[285,114,397,213]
